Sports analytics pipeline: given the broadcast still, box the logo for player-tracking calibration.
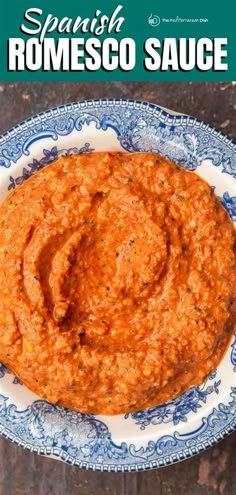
[148,14,161,27]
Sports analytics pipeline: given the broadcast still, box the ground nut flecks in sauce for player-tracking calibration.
[0,152,235,415]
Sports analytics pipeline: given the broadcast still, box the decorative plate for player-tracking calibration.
[0,98,235,472]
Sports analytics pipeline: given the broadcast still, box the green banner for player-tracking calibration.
[1,0,235,80]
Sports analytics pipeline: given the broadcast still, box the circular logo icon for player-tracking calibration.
[148,14,161,27]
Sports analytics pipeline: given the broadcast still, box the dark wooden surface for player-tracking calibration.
[0,81,235,495]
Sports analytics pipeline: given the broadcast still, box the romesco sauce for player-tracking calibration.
[0,152,235,414]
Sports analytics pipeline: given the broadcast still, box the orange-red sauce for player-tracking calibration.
[0,152,235,414]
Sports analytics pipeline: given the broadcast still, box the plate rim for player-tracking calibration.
[0,97,236,152]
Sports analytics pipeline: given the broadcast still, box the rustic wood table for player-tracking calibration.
[0,81,235,495]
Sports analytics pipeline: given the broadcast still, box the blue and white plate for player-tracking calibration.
[0,98,235,472]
